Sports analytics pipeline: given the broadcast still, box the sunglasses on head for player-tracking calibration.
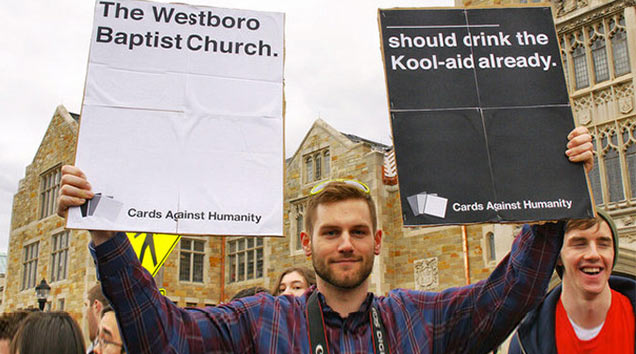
[310,179,370,195]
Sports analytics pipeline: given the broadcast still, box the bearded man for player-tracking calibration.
[57,127,594,353]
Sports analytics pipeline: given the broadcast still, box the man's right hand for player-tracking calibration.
[58,165,115,245]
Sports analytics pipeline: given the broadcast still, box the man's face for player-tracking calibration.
[560,220,614,299]
[302,199,381,290]
[94,312,124,354]
[85,299,99,341]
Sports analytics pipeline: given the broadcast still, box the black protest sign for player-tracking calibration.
[379,7,594,226]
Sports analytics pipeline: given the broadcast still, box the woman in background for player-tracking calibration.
[273,266,316,297]
[11,311,85,354]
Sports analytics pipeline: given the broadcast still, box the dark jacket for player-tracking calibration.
[508,275,636,354]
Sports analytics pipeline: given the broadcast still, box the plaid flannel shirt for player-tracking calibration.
[91,222,564,353]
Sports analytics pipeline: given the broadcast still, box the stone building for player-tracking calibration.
[5,105,90,319]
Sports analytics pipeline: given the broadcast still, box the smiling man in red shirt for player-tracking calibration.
[509,210,635,354]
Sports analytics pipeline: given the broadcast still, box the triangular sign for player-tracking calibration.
[126,233,181,277]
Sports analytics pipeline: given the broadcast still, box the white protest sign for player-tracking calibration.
[67,0,284,236]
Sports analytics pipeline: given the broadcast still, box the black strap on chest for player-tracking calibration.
[306,291,390,354]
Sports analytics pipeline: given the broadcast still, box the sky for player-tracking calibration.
[0,0,452,253]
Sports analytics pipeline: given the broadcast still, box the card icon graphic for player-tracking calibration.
[407,192,448,219]
[80,193,123,222]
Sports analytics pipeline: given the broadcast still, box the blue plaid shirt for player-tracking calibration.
[91,222,564,353]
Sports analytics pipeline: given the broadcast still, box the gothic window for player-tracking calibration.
[305,157,313,183]
[315,153,322,181]
[601,133,624,203]
[21,242,39,290]
[303,148,330,183]
[623,127,636,199]
[295,213,304,251]
[39,166,61,219]
[487,232,496,262]
[227,237,264,282]
[50,231,69,282]
[572,44,589,89]
[611,27,630,76]
[179,238,205,283]
[561,45,570,90]
[590,27,609,83]
[589,141,603,204]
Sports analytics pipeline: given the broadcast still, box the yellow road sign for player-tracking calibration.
[126,233,181,277]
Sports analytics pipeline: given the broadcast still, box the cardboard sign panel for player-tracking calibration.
[379,7,594,226]
[67,0,284,236]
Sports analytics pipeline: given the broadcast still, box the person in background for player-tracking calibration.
[10,311,85,354]
[94,306,125,354]
[85,283,107,354]
[0,311,31,354]
[273,266,316,297]
[509,210,635,353]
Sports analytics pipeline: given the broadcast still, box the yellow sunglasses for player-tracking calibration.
[310,179,370,195]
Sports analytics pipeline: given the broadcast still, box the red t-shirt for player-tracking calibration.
[555,289,634,353]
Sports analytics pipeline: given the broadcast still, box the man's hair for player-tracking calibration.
[87,283,107,305]
[230,286,271,301]
[304,181,377,235]
[10,312,85,354]
[0,311,31,341]
[101,305,114,318]
[273,266,316,295]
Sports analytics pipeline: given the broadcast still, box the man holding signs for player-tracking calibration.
[62,1,598,352]
[58,127,593,353]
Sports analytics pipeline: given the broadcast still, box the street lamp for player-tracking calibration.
[35,279,50,311]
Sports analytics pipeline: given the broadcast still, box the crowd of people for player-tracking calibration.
[0,267,317,354]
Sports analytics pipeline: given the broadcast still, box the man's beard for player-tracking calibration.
[312,250,374,289]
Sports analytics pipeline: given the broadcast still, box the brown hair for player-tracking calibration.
[101,305,115,318]
[564,215,604,235]
[87,283,107,305]
[10,312,85,354]
[0,311,31,341]
[304,181,377,235]
[273,267,316,295]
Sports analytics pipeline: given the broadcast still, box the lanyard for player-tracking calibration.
[306,291,390,354]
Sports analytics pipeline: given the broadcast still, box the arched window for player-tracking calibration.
[324,150,330,177]
[590,31,609,83]
[295,213,304,250]
[305,157,313,183]
[611,18,630,76]
[602,133,624,203]
[314,153,322,181]
[623,127,636,199]
[487,232,496,262]
[572,32,589,90]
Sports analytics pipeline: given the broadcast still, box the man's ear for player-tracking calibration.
[374,230,382,255]
[301,231,312,257]
[556,256,563,267]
